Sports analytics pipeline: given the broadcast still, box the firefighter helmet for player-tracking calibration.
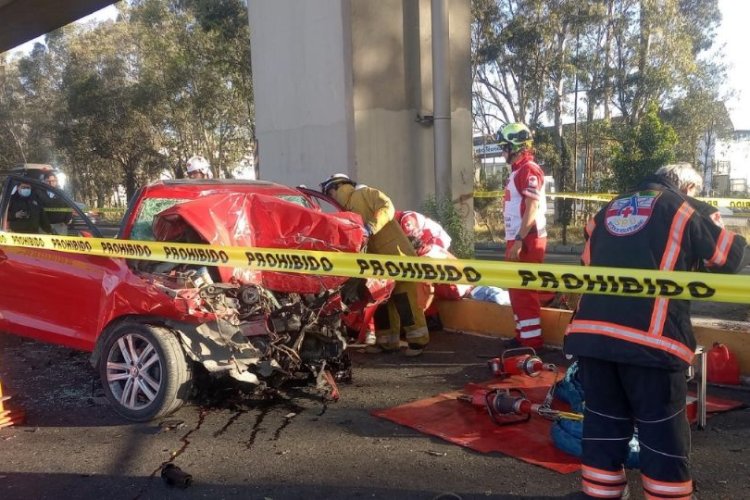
[320,173,355,194]
[496,123,533,153]
[186,155,211,177]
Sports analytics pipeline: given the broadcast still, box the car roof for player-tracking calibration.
[139,178,306,199]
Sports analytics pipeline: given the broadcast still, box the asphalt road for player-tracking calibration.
[1,330,749,500]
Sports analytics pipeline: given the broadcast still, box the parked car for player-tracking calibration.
[0,176,391,421]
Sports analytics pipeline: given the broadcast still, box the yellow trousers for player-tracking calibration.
[367,220,429,349]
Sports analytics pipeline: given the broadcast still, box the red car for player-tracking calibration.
[0,175,391,421]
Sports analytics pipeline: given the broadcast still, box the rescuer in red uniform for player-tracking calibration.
[497,122,549,350]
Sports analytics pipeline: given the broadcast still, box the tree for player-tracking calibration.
[57,19,164,201]
[472,0,727,196]
[1,0,256,204]
[0,55,27,165]
[132,0,254,180]
[611,102,677,191]
[0,44,63,167]
[666,83,733,186]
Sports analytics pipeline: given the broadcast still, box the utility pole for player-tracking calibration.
[432,0,452,200]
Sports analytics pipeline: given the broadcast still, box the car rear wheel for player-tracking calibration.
[99,322,192,422]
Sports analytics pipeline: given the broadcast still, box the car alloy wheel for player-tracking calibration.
[106,333,163,411]
[98,322,192,422]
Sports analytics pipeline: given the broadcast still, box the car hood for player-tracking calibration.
[152,192,366,293]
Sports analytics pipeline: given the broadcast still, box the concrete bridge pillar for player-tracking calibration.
[249,0,472,216]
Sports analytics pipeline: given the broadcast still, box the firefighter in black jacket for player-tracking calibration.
[564,164,747,500]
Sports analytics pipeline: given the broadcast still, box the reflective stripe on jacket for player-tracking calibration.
[564,177,747,371]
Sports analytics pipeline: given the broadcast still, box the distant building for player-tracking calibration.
[473,136,506,180]
[711,130,750,196]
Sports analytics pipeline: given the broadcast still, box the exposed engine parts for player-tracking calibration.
[144,267,352,394]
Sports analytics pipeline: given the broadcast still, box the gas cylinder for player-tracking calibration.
[706,343,740,385]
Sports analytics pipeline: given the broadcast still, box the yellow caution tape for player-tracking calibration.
[474,191,750,209]
[473,191,503,198]
[553,193,750,208]
[697,198,750,211]
[549,192,617,202]
[473,191,614,201]
[1,231,748,304]
[473,191,619,202]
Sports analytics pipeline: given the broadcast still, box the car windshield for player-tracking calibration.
[131,198,189,241]
[131,194,312,241]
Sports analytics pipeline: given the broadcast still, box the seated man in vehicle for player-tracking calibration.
[8,181,52,234]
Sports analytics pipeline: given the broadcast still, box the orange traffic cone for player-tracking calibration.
[0,378,25,428]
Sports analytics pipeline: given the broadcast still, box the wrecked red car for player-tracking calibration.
[0,176,391,421]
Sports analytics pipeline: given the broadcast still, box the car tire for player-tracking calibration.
[99,322,192,422]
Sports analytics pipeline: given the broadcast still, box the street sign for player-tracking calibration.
[473,143,504,156]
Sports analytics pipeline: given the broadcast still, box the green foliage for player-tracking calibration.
[0,0,254,204]
[532,127,561,177]
[472,0,727,196]
[473,171,504,212]
[133,0,254,180]
[665,85,733,178]
[611,103,677,192]
[421,196,475,259]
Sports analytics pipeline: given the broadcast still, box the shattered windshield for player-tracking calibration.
[132,198,189,241]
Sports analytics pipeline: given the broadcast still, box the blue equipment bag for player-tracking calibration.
[550,361,640,468]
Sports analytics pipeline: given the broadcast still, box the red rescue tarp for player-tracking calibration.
[152,192,366,293]
[373,372,744,474]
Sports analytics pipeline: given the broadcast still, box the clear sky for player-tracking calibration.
[718,0,750,130]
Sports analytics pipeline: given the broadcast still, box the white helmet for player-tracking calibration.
[320,173,355,193]
[186,155,212,177]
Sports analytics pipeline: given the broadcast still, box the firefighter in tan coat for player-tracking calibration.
[320,174,429,356]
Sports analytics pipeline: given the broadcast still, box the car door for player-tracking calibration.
[0,176,112,350]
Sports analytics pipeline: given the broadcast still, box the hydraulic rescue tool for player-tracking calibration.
[460,347,582,426]
[458,387,583,426]
[487,347,556,378]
